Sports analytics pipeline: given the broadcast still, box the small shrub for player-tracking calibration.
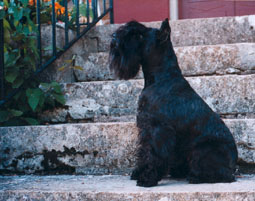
[0,0,65,126]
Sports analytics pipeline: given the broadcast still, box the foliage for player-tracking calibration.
[27,0,94,27]
[0,0,65,126]
[68,2,94,27]
[27,0,66,24]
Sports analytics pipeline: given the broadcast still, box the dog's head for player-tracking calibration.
[109,19,172,80]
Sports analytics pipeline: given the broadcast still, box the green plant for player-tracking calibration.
[58,54,83,72]
[68,2,94,28]
[0,0,65,126]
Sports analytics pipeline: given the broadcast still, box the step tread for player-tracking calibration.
[1,175,255,201]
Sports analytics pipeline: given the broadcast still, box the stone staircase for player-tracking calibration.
[1,15,255,200]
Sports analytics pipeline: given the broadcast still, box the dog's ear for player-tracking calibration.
[158,18,171,43]
[109,23,144,80]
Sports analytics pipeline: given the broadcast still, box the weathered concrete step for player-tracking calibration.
[73,43,255,82]
[1,175,255,201]
[40,75,255,123]
[86,15,255,52]
[41,15,255,84]
[1,119,255,175]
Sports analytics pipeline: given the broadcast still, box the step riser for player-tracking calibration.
[1,120,254,175]
[73,43,255,82]
[40,75,255,123]
[1,191,255,201]
[86,15,255,52]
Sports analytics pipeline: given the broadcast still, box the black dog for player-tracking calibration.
[109,19,238,187]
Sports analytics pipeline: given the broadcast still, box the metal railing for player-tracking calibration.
[0,15,4,102]
[0,0,113,106]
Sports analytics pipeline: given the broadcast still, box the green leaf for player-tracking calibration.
[9,109,23,117]
[80,4,87,17]
[0,10,4,20]
[40,83,50,92]
[64,59,73,64]
[0,111,9,122]
[72,66,83,71]
[53,93,65,105]
[57,47,64,51]
[13,90,23,101]
[20,0,28,7]
[46,97,55,107]
[15,22,23,33]
[58,66,66,71]
[26,88,43,111]
[43,45,53,51]
[8,7,14,14]
[16,8,23,21]
[28,24,32,32]
[53,85,62,94]
[24,117,39,125]
[23,25,30,35]
[3,19,11,30]
[12,77,24,88]
[4,51,20,67]
[3,27,11,43]
[9,0,16,7]
[3,0,8,7]
[50,82,62,94]
[5,71,18,83]
[5,53,20,68]
[38,95,45,107]
[14,20,19,26]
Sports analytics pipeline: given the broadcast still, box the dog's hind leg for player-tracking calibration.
[187,141,236,184]
[133,126,176,187]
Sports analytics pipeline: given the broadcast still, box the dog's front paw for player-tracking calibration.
[137,180,158,187]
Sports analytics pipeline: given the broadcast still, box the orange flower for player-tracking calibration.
[61,7,65,14]
[54,2,61,9]
[29,0,35,6]
[28,0,68,17]
[50,2,65,15]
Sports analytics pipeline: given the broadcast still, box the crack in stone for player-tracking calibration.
[237,142,255,150]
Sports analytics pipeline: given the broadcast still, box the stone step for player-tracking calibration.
[86,15,255,52]
[40,75,255,124]
[1,175,255,201]
[1,120,255,175]
[41,15,255,84]
[73,43,255,82]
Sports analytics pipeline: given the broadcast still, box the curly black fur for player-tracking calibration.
[109,19,238,187]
